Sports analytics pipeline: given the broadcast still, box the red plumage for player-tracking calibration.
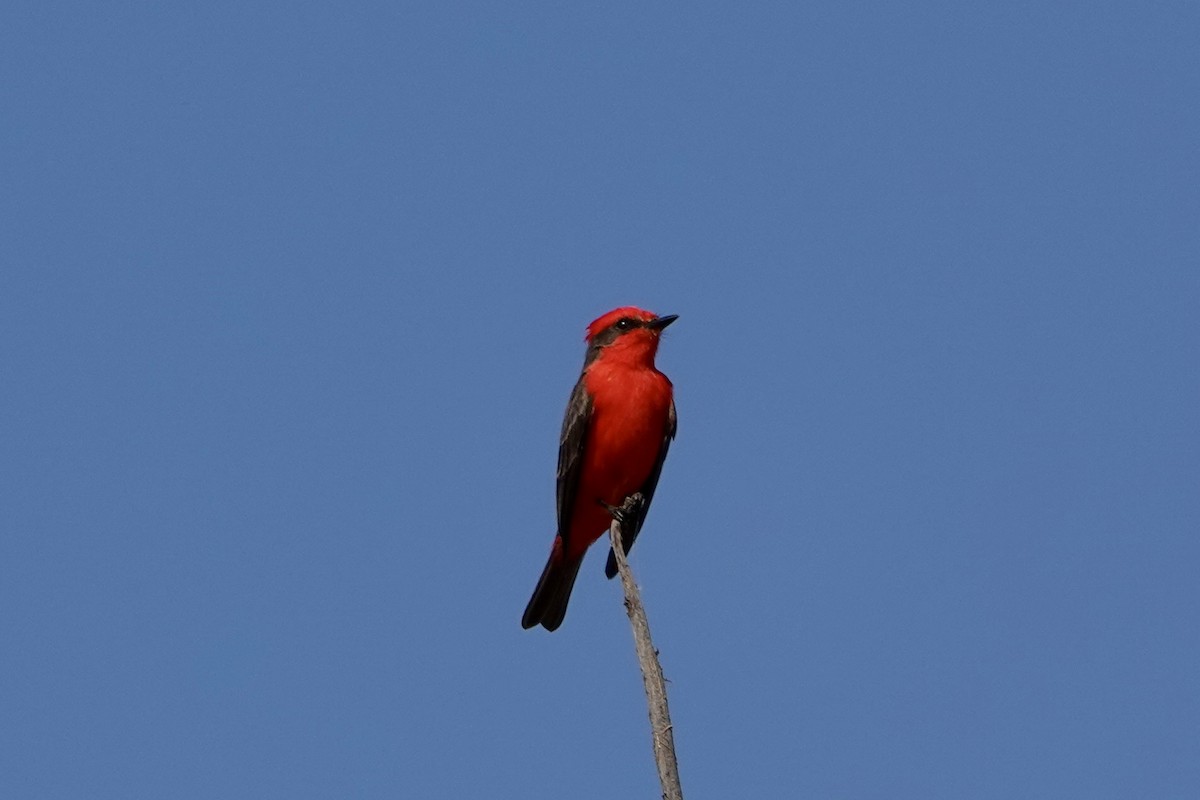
[521,307,677,631]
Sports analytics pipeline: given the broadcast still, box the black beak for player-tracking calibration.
[648,314,678,331]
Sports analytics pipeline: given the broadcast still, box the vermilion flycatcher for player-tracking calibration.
[522,306,677,632]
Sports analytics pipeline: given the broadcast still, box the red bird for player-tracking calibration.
[522,306,677,632]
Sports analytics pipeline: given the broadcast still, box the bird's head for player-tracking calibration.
[584,306,678,367]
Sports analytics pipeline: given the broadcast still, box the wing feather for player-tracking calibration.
[556,378,592,549]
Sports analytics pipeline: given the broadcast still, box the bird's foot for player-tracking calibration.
[599,493,644,525]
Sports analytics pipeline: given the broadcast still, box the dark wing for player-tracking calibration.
[556,377,593,550]
[605,398,676,578]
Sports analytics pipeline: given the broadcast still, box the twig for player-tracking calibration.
[608,493,684,800]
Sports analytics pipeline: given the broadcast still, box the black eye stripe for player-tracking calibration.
[583,317,647,366]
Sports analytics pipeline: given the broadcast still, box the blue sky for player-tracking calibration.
[2,3,1197,798]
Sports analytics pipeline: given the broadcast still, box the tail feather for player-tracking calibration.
[522,541,583,632]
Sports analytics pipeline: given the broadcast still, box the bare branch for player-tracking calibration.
[608,493,683,800]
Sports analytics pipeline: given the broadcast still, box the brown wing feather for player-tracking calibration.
[521,378,593,631]
[605,398,676,578]
[556,377,592,551]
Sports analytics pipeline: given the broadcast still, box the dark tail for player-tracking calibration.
[521,541,583,632]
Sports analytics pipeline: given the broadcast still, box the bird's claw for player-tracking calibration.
[599,493,644,525]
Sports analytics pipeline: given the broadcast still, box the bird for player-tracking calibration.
[522,306,677,632]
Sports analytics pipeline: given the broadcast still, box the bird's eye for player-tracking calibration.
[616,318,634,331]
